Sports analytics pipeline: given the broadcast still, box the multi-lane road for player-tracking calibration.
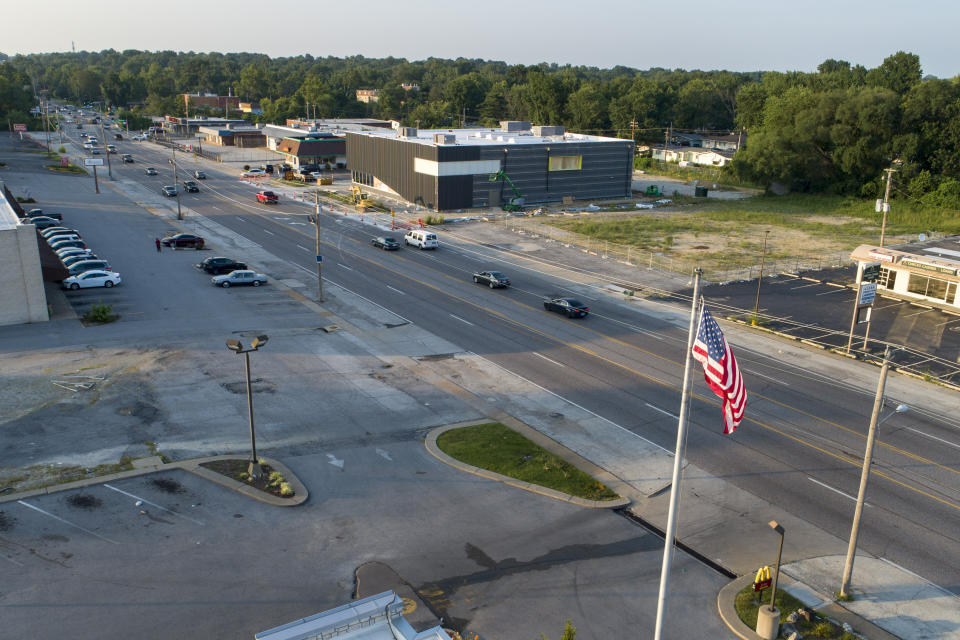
[70,123,960,591]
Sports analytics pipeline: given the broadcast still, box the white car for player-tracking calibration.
[56,248,94,260]
[131,134,146,141]
[45,233,81,245]
[241,168,266,178]
[62,270,121,290]
[211,270,268,288]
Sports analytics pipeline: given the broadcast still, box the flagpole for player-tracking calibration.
[653,267,703,640]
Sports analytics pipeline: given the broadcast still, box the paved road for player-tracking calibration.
[84,135,960,592]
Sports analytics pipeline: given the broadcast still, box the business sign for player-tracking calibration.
[83,158,104,166]
[861,261,882,283]
[315,255,323,263]
[753,566,772,592]
[868,251,895,263]
[858,282,877,306]
[900,259,957,276]
[60,157,69,166]
[13,123,26,132]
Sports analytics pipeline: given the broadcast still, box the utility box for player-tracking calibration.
[694,185,708,197]
[532,125,565,137]
[433,133,455,145]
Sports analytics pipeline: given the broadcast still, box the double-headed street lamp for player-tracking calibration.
[226,335,269,479]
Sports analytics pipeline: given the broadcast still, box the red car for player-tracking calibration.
[161,233,205,249]
[256,190,278,204]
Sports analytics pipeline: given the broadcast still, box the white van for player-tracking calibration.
[404,230,439,249]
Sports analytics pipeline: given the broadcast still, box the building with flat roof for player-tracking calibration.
[0,181,48,326]
[346,121,634,211]
[255,591,449,640]
[182,92,241,111]
[851,238,960,309]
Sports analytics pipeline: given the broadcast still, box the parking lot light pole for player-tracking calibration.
[756,521,785,640]
[172,145,182,220]
[752,229,770,325]
[225,335,269,480]
[313,191,324,303]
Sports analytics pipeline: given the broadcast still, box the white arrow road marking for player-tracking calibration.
[376,448,393,461]
[327,453,344,469]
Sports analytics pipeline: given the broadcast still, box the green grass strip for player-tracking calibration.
[436,422,619,501]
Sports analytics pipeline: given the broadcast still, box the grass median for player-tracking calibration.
[436,422,619,501]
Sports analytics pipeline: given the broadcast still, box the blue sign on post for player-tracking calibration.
[316,255,323,263]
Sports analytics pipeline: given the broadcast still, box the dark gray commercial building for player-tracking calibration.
[346,122,634,211]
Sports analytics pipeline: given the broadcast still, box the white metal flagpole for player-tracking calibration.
[653,267,703,640]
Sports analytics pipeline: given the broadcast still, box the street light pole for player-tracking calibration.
[99,118,112,179]
[879,168,896,248]
[314,191,324,303]
[226,336,269,479]
[172,145,182,220]
[840,347,896,597]
[753,230,770,324]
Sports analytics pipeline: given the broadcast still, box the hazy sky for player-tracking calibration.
[5,0,958,78]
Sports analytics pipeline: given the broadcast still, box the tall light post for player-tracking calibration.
[171,144,182,220]
[225,335,269,479]
[99,118,113,179]
[839,347,908,597]
[757,521,786,640]
[878,167,897,248]
[313,191,324,303]
[752,229,770,325]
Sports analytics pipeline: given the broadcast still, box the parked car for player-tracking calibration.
[543,297,589,318]
[161,185,177,197]
[473,270,511,288]
[404,229,439,249]
[145,167,158,175]
[41,227,80,239]
[56,247,94,259]
[182,180,199,193]
[121,154,134,163]
[212,269,268,288]
[62,270,121,290]
[27,208,62,221]
[371,236,400,250]
[162,233,204,249]
[62,253,101,267]
[45,233,82,245]
[194,170,206,180]
[260,164,274,174]
[24,217,62,230]
[197,256,248,275]
[66,260,110,277]
[49,239,87,251]
[256,190,278,204]
[132,134,146,141]
[242,168,266,177]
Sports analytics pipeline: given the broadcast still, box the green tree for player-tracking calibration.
[866,51,922,95]
[565,84,605,131]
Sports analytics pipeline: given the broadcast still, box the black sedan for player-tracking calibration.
[162,233,205,249]
[161,185,177,197]
[182,180,199,193]
[371,236,400,250]
[543,297,589,318]
[197,256,248,274]
[473,270,510,288]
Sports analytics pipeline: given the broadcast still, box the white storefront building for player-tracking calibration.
[850,242,960,309]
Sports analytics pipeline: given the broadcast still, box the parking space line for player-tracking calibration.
[903,308,936,318]
[17,500,119,544]
[104,484,205,525]
[815,288,848,296]
[790,283,822,290]
[934,316,960,328]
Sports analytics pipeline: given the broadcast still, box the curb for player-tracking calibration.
[718,574,766,640]
[0,455,308,507]
[424,423,630,509]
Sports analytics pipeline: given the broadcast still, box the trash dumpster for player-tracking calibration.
[694,185,709,198]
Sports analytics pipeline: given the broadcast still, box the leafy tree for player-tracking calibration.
[865,51,922,95]
[565,84,605,131]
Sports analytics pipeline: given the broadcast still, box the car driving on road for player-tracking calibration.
[543,297,589,318]
[182,180,199,193]
[211,269,268,288]
[256,190,278,203]
[162,233,205,249]
[371,236,400,250]
[145,167,158,175]
[161,185,177,197]
[194,170,206,179]
[473,270,510,288]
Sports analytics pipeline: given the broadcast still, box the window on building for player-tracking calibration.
[878,267,896,289]
[906,273,957,304]
[548,156,582,171]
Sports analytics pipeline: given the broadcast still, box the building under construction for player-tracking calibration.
[345,122,634,211]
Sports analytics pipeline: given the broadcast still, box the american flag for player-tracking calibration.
[692,308,746,434]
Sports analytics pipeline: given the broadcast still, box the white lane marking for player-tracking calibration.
[17,500,119,544]
[903,427,960,450]
[450,314,474,326]
[236,216,247,222]
[262,229,274,236]
[288,262,412,325]
[210,206,223,211]
[807,478,869,506]
[376,448,393,461]
[296,244,310,252]
[338,263,353,271]
[747,370,787,386]
[532,352,564,367]
[471,352,672,455]
[559,287,595,301]
[645,403,678,419]
[327,453,344,468]
[104,484,204,525]
[386,285,405,295]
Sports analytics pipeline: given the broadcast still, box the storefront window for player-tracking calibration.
[907,273,957,303]
[878,268,896,289]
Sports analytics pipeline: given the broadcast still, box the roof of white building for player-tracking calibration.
[350,126,629,148]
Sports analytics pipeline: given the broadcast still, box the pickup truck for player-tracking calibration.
[256,190,279,204]
[26,208,62,221]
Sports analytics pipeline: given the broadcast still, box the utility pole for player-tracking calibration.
[753,230,770,324]
[99,118,112,179]
[630,119,637,143]
[840,347,891,597]
[42,98,50,152]
[172,145,182,220]
[878,168,896,248]
[313,191,324,302]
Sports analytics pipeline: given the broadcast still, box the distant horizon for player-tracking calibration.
[5,0,958,79]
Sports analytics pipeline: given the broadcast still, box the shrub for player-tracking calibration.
[58,145,66,153]
[279,482,294,497]
[82,302,118,324]
[425,214,445,225]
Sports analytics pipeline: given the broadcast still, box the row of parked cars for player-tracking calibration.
[27,213,122,290]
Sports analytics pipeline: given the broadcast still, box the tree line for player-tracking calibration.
[2,49,959,204]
